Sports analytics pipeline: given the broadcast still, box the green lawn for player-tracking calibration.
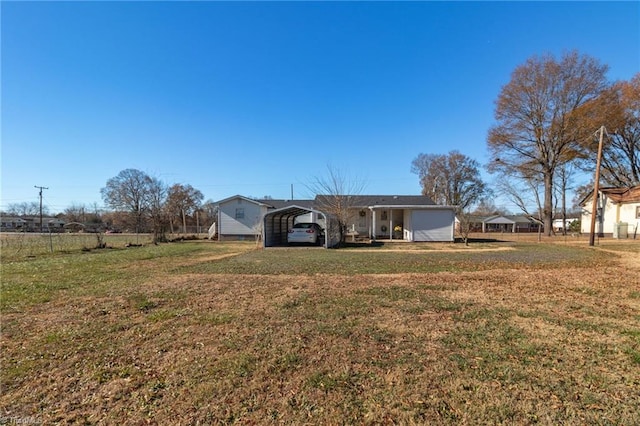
[1,239,639,424]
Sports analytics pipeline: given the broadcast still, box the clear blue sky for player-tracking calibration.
[2,1,638,214]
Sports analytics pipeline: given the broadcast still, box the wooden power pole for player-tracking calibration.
[589,126,605,246]
[34,185,49,232]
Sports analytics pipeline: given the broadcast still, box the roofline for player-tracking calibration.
[215,194,273,207]
[265,204,327,216]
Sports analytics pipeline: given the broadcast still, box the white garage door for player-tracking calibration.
[411,210,454,242]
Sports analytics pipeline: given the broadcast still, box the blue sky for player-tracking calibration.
[2,1,639,214]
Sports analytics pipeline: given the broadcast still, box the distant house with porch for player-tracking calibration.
[0,216,66,232]
[1,216,28,232]
[458,214,542,233]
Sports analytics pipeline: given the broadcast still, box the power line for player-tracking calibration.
[34,185,49,232]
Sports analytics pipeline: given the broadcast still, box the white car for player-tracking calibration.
[287,222,324,245]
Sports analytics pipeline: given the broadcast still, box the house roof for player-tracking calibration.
[580,185,640,205]
[215,194,273,206]
[601,185,640,203]
[314,194,437,208]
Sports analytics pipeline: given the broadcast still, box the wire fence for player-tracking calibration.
[0,232,156,260]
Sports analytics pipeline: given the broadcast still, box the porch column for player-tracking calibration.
[390,209,394,241]
[371,208,376,241]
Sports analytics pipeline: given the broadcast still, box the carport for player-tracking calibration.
[263,205,336,248]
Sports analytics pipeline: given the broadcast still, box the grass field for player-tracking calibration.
[1,234,639,424]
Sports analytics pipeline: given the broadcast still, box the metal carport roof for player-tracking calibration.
[262,205,335,248]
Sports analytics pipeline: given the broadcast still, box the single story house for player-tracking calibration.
[329,195,456,243]
[214,194,456,246]
[580,185,640,238]
[552,217,579,233]
[0,216,66,232]
[1,216,28,231]
[457,215,541,233]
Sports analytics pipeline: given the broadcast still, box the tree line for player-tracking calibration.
[3,169,216,239]
[4,51,637,240]
[411,51,639,237]
[99,169,216,241]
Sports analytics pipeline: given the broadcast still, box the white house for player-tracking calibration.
[263,195,455,247]
[215,194,457,245]
[214,195,276,241]
[580,185,640,238]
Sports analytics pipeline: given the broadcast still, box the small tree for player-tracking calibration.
[456,209,473,246]
[166,184,204,234]
[147,177,169,243]
[307,165,366,247]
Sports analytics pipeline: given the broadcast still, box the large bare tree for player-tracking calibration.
[101,169,154,234]
[411,150,489,210]
[575,73,640,187]
[487,51,609,236]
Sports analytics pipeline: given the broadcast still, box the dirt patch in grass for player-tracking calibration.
[1,241,639,424]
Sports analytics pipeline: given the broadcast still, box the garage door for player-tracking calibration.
[411,210,454,242]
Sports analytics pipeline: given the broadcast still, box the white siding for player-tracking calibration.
[581,195,640,235]
[409,209,455,242]
[219,198,265,237]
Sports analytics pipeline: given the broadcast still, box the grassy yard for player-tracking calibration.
[1,236,639,424]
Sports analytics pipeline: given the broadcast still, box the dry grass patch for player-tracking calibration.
[1,240,639,424]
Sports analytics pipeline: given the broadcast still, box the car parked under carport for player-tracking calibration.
[263,205,338,248]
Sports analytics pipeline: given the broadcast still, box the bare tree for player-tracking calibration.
[575,73,640,186]
[472,199,509,216]
[307,165,366,246]
[101,169,154,234]
[488,51,609,236]
[411,150,489,210]
[147,177,169,242]
[554,163,577,235]
[166,184,204,234]
[6,202,44,217]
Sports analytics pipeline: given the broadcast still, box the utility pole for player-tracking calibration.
[34,185,49,233]
[589,126,605,246]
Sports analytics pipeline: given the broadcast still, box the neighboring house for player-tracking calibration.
[215,194,457,245]
[47,218,66,232]
[0,216,66,232]
[0,216,27,231]
[552,217,579,233]
[215,195,276,241]
[457,215,541,233]
[580,185,640,238]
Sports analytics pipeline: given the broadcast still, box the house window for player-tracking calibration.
[235,208,244,219]
[636,206,640,219]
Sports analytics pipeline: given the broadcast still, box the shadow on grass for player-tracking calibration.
[456,237,508,243]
